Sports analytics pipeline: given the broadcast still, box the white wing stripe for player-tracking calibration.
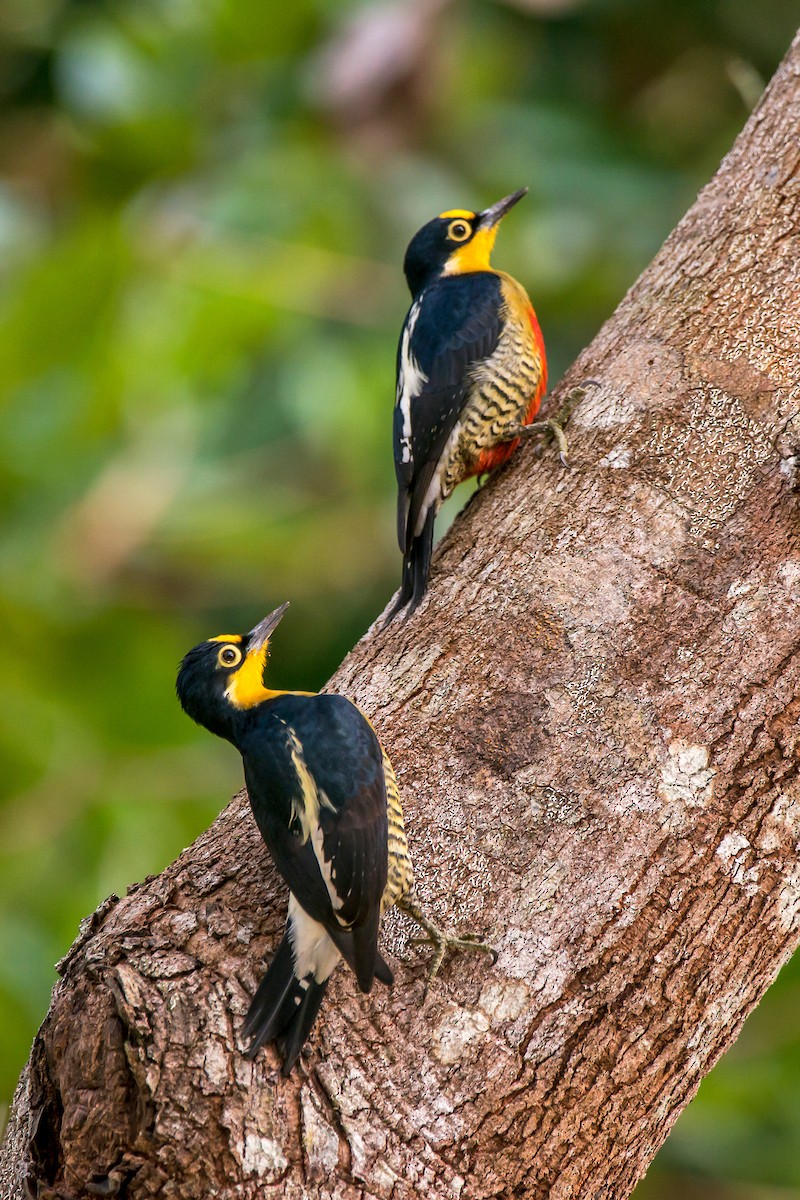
[311,824,348,921]
[397,300,426,466]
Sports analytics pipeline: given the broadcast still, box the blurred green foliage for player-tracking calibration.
[0,0,798,1191]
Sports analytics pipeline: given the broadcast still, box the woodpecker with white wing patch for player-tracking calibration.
[176,603,495,1074]
[391,188,566,619]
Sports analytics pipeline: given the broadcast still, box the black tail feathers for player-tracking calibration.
[243,927,394,1074]
[275,981,328,1076]
[386,507,436,622]
[242,932,329,1075]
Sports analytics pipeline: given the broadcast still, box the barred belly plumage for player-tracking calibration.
[439,320,541,500]
[380,750,414,911]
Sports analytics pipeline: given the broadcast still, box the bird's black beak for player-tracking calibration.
[247,602,290,652]
[477,188,527,229]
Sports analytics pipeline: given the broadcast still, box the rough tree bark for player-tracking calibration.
[3,32,800,1200]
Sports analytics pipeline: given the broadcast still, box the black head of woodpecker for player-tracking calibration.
[402,188,527,299]
[176,602,290,742]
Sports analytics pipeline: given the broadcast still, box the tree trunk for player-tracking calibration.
[4,31,800,1200]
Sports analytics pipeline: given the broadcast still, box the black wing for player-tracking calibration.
[394,272,504,553]
[242,694,389,982]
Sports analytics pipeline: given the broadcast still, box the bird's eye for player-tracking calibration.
[217,644,242,668]
[447,220,471,242]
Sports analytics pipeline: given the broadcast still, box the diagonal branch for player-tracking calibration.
[3,28,800,1200]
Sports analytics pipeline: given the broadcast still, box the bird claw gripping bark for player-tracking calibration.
[512,417,571,466]
[397,894,498,994]
[506,380,600,467]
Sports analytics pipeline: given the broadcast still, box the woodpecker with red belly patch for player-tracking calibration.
[176,603,495,1074]
[390,188,567,619]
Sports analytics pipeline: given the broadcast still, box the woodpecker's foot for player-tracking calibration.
[506,380,600,467]
[511,417,570,466]
[397,895,497,993]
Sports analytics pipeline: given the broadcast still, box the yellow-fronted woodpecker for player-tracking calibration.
[391,188,564,618]
[176,603,495,1073]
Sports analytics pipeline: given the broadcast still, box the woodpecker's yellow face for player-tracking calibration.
[208,632,272,710]
[176,603,291,737]
[437,209,498,275]
[402,189,527,297]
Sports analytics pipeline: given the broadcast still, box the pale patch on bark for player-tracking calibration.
[202,1039,230,1092]
[497,929,574,1004]
[726,577,771,625]
[716,832,760,895]
[301,1088,341,1178]
[477,978,531,1022]
[598,444,633,468]
[432,1005,491,1064]
[240,1133,287,1177]
[572,382,640,430]
[776,862,800,934]
[777,559,800,601]
[757,787,800,853]
[659,741,716,812]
